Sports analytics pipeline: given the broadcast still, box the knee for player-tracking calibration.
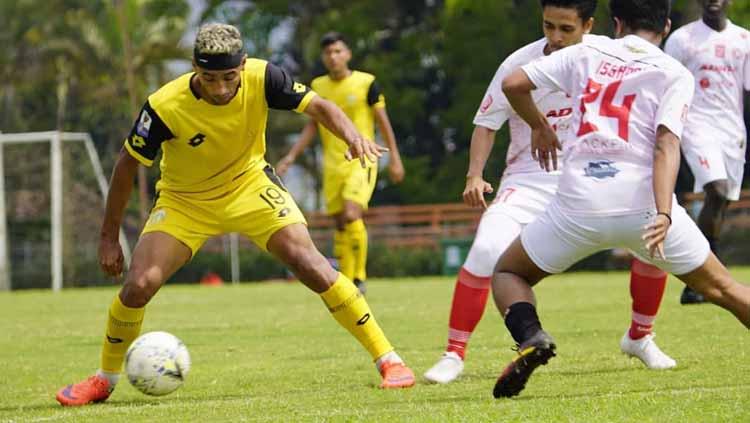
[121,267,164,308]
[466,238,500,274]
[285,244,325,276]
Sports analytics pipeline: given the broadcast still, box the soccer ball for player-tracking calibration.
[124,331,191,396]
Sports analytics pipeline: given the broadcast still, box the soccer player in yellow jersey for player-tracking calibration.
[55,23,415,407]
[277,32,405,294]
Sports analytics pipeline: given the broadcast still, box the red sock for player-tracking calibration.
[629,259,667,340]
[446,267,490,360]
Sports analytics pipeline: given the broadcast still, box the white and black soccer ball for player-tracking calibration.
[124,331,191,396]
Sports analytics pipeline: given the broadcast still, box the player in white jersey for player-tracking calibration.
[664,0,750,304]
[492,0,750,399]
[423,0,676,386]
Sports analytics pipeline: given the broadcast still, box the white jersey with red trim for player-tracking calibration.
[665,19,750,159]
[522,34,694,216]
[473,37,578,176]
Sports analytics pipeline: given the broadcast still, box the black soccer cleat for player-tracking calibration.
[680,286,707,305]
[493,330,556,399]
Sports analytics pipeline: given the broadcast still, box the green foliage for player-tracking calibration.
[367,243,443,277]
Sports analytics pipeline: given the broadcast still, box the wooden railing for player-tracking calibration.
[306,189,750,249]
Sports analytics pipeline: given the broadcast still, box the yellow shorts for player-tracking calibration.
[142,164,306,256]
[324,161,378,215]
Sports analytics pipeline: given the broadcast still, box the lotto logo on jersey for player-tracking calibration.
[583,160,620,179]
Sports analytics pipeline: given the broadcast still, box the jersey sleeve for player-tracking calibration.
[521,44,581,96]
[367,80,386,108]
[472,63,513,130]
[655,71,695,139]
[123,101,174,167]
[663,33,684,64]
[264,63,317,113]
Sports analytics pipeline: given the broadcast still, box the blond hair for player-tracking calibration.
[194,23,243,55]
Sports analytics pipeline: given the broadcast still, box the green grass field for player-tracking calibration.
[1,270,749,422]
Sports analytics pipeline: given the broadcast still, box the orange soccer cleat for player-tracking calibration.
[379,362,416,389]
[56,375,111,406]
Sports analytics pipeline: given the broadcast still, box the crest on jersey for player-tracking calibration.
[583,160,620,179]
[136,110,153,137]
[715,44,726,58]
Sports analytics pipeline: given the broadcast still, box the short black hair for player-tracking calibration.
[540,0,597,21]
[609,0,670,33]
[320,32,348,49]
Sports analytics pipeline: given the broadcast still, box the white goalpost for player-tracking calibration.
[0,131,132,291]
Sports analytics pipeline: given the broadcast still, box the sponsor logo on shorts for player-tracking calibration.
[149,209,167,224]
[583,160,620,179]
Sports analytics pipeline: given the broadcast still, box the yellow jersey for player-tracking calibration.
[124,59,315,200]
[311,70,385,175]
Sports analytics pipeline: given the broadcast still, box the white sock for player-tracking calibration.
[96,369,120,390]
[375,351,404,372]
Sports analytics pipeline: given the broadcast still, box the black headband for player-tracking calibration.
[193,49,244,70]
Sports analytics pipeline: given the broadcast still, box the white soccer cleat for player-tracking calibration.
[424,351,465,384]
[620,331,676,370]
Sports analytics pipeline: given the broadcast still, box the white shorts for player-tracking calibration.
[463,172,558,277]
[521,200,711,276]
[683,142,745,201]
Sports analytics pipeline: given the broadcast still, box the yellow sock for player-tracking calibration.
[101,295,145,373]
[346,219,368,281]
[320,273,393,360]
[334,229,355,280]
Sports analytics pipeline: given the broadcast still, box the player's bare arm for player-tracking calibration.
[502,69,561,171]
[99,148,139,276]
[304,95,387,167]
[373,106,405,183]
[276,120,317,176]
[463,126,496,209]
[643,126,681,259]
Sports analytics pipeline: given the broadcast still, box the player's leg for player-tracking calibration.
[338,200,367,294]
[340,164,377,294]
[676,253,750,328]
[633,204,750,328]
[424,209,523,384]
[621,259,675,369]
[682,179,731,304]
[492,205,600,398]
[267,223,415,388]
[56,231,194,406]
[680,145,728,304]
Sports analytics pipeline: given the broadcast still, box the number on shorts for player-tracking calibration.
[259,187,286,210]
[496,188,516,203]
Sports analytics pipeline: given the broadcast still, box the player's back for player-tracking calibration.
[523,34,694,215]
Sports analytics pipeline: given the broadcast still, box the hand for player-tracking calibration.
[463,175,494,209]
[344,137,388,168]
[642,214,671,260]
[276,155,294,176]
[388,156,405,183]
[530,123,562,172]
[99,235,124,277]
